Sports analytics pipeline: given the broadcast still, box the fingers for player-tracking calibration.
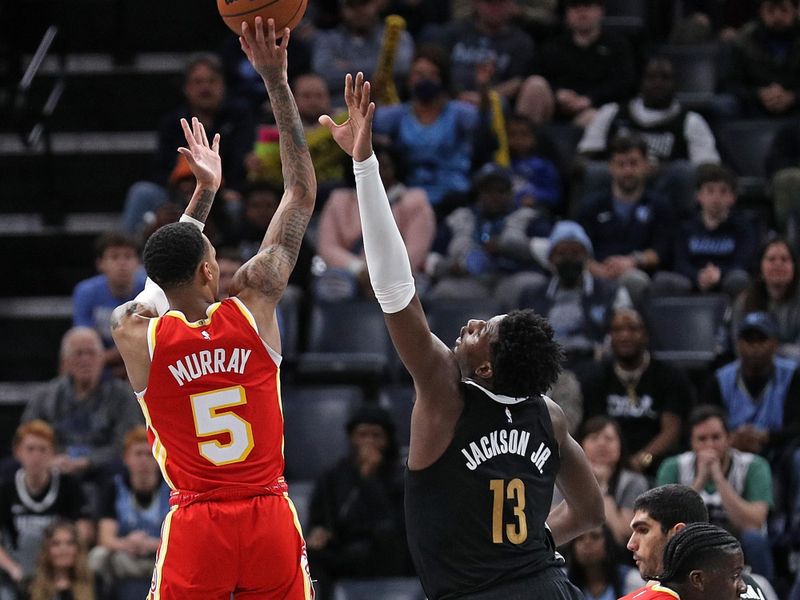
[353,72,364,108]
[344,73,353,107]
[365,101,376,125]
[257,16,268,48]
[212,133,220,154]
[177,147,196,167]
[193,117,202,145]
[199,120,209,147]
[318,115,336,131]
[360,80,371,114]
[280,27,290,50]
[180,118,195,146]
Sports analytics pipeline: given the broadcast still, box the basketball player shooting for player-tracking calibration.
[110,18,316,600]
[319,74,605,600]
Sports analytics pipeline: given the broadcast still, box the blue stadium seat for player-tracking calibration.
[379,385,415,450]
[333,577,426,600]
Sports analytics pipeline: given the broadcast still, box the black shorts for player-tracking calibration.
[456,567,583,600]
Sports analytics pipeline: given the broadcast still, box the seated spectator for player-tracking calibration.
[120,53,254,234]
[669,1,759,44]
[245,73,347,201]
[216,248,245,299]
[505,114,562,214]
[705,311,800,459]
[766,117,800,235]
[521,221,630,371]
[577,417,649,548]
[566,525,640,600]
[27,521,95,600]
[516,0,636,127]
[21,328,142,479]
[373,45,484,209]
[656,404,774,579]
[439,0,535,105]
[427,163,551,308]
[316,144,435,301]
[306,405,411,600]
[311,0,414,95]
[72,232,145,378]
[580,308,692,475]
[578,56,721,218]
[733,237,800,360]
[720,0,800,117]
[575,135,677,304]
[89,427,169,600]
[0,422,91,595]
[653,164,756,297]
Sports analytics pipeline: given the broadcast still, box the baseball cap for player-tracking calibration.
[346,404,395,435]
[473,163,512,190]
[737,312,778,339]
[548,220,593,257]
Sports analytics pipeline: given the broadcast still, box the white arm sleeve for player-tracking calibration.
[133,278,169,316]
[353,153,415,314]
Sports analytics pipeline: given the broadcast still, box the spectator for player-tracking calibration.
[0,422,91,594]
[566,525,640,599]
[72,232,145,378]
[21,328,142,479]
[516,0,636,127]
[656,405,774,579]
[311,0,414,95]
[306,405,411,600]
[521,221,630,371]
[120,53,255,234]
[653,164,756,297]
[766,117,800,235]
[669,0,759,43]
[27,521,94,600]
[575,135,677,304]
[721,0,800,117]
[316,144,435,301]
[216,247,244,299]
[577,417,649,548]
[88,427,169,600]
[373,45,485,209]
[427,163,551,307]
[580,308,693,474]
[505,114,562,214]
[734,237,800,360]
[705,311,800,459]
[578,56,721,217]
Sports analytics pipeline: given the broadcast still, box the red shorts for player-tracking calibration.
[148,487,313,600]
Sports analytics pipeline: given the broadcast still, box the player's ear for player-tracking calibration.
[688,569,704,591]
[200,261,213,283]
[474,360,493,381]
[669,522,687,537]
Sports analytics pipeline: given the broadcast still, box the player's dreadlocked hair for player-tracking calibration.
[489,309,563,398]
[633,484,709,533]
[143,222,206,290]
[657,523,741,584]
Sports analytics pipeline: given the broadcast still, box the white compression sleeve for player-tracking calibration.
[179,213,205,231]
[353,153,415,314]
[133,277,169,316]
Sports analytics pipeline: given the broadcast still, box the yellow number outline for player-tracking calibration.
[190,385,254,466]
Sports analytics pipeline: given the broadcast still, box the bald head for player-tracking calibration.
[60,327,105,390]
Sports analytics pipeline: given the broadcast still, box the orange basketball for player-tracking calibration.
[217,0,308,36]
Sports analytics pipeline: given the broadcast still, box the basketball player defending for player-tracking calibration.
[111,18,316,600]
[319,74,604,599]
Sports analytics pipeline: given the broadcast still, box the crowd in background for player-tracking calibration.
[4,0,800,598]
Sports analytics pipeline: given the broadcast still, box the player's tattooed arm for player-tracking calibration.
[177,117,222,226]
[110,301,157,331]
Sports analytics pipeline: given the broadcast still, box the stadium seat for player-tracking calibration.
[281,385,364,480]
[278,286,302,364]
[642,294,730,370]
[286,479,315,530]
[715,119,785,180]
[379,385,415,450]
[602,0,647,37]
[425,298,504,350]
[659,44,718,96]
[333,577,426,600]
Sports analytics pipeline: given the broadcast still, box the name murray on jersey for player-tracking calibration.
[168,348,252,386]
[461,428,552,473]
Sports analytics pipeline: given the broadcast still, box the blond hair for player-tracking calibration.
[28,521,94,600]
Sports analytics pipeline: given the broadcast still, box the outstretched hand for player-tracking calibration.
[177,117,221,190]
[319,72,375,162]
[240,17,289,85]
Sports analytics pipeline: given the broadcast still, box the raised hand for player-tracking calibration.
[177,117,221,190]
[319,72,375,162]
[240,17,289,86]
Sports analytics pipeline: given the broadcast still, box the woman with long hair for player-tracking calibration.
[28,521,94,600]
[567,525,638,600]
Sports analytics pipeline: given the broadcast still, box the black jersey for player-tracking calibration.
[405,381,563,600]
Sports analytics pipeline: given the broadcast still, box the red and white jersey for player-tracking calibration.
[619,584,680,600]
[138,297,284,492]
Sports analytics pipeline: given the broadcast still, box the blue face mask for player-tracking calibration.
[411,78,443,103]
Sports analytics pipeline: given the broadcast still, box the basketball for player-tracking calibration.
[217,0,308,36]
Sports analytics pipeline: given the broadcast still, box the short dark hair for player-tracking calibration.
[609,134,648,159]
[143,222,206,290]
[658,523,741,584]
[94,231,138,259]
[633,485,709,533]
[490,310,563,397]
[184,52,223,81]
[688,404,729,434]
[695,163,737,192]
[412,44,451,92]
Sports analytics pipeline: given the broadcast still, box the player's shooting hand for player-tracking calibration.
[319,72,376,162]
[177,117,222,191]
[240,17,289,86]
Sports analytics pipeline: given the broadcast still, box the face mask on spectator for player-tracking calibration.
[412,78,443,103]
[556,259,584,287]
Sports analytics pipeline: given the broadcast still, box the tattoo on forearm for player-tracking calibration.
[267,81,315,197]
[186,188,215,224]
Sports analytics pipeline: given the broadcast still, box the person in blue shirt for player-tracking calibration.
[507,114,562,215]
[72,232,146,378]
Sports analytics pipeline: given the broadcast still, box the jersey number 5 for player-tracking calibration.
[190,386,254,465]
[490,478,528,544]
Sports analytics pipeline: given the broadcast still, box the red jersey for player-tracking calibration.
[139,297,284,492]
[620,585,680,600]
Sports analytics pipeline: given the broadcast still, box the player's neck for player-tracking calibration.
[167,290,216,322]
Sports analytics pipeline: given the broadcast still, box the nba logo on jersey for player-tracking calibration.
[505,408,512,423]
[201,330,211,340]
